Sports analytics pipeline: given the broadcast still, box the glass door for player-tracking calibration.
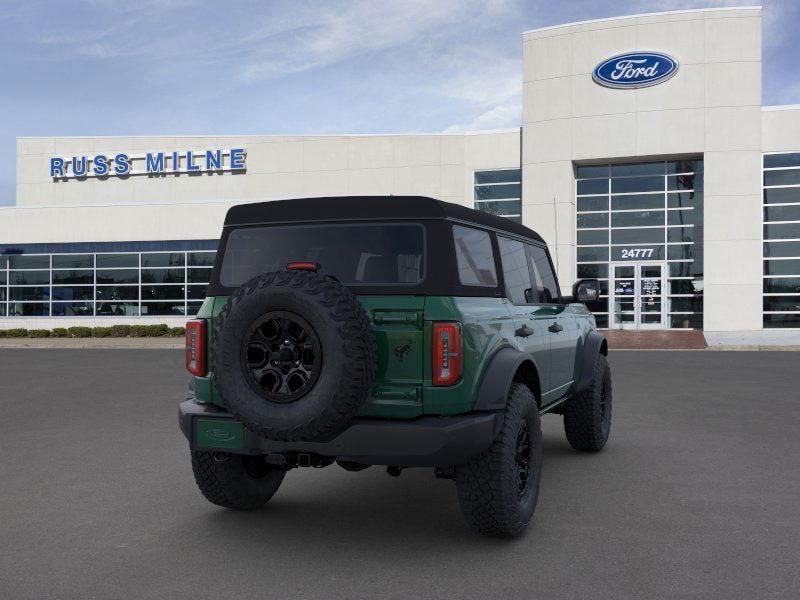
[610,262,666,330]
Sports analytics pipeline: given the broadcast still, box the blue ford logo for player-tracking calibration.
[593,52,678,89]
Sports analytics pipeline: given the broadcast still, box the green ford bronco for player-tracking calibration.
[179,196,611,537]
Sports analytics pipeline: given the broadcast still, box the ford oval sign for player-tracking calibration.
[592,52,678,89]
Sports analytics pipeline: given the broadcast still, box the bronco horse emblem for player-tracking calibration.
[393,339,413,363]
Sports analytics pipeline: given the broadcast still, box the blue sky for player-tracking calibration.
[1,0,798,206]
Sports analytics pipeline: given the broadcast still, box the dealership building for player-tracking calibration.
[1,6,799,338]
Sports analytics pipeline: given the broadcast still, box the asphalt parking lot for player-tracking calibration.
[1,349,798,600]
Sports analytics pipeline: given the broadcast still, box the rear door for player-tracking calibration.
[526,243,577,401]
[497,236,551,395]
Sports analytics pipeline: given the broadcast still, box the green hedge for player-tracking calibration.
[0,324,186,338]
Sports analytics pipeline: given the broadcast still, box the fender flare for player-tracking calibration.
[575,330,608,393]
[473,346,540,411]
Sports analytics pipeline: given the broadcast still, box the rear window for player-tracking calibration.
[453,225,497,287]
[219,223,425,288]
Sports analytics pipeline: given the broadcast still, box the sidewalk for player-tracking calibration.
[0,338,184,349]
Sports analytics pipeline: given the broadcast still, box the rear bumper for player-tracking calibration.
[179,400,499,467]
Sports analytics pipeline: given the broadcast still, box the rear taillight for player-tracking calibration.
[186,319,206,376]
[432,322,462,386]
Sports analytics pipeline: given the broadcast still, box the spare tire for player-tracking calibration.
[212,270,375,442]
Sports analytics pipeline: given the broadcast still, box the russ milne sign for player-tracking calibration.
[50,148,246,179]
[592,52,678,89]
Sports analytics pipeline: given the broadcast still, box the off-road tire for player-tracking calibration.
[563,354,612,451]
[212,270,376,442]
[455,383,542,538]
[191,451,285,510]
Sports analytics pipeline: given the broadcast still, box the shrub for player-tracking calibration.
[91,327,113,338]
[145,324,169,337]
[51,328,69,338]
[3,328,28,338]
[168,326,186,337]
[109,324,132,337]
[130,325,149,337]
[67,326,92,338]
[28,329,51,338]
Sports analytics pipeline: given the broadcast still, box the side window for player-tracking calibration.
[498,236,533,304]
[526,244,560,304]
[453,225,497,287]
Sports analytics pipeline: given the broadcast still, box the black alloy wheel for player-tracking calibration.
[241,311,322,402]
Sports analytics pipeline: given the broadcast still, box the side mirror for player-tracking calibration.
[572,278,600,303]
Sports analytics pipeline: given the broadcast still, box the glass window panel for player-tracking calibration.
[670,314,703,329]
[611,228,664,244]
[96,269,138,284]
[187,302,204,315]
[577,230,608,245]
[611,176,663,194]
[669,297,703,312]
[0,271,5,285]
[187,268,212,283]
[505,216,522,224]
[52,286,93,301]
[96,254,138,268]
[577,196,608,212]
[611,210,664,228]
[669,262,696,277]
[577,179,608,195]
[187,285,208,300]
[668,227,695,243]
[187,252,216,267]
[474,184,521,200]
[765,169,800,187]
[0,304,5,316]
[141,268,185,284]
[763,188,800,204]
[96,286,139,301]
[52,302,94,317]
[585,298,609,313]
[667,174,697,191]
[8,302,49,316]
[0,255,6,269]
[764,241,800,258]
[474,170,521,184]
[667,160,702,174]
[452,225,497,287]
[594,314,609,328]
[764,314,800,328]
[764,223,800,240]
[96,302,139,316]
[577,246,609,262]
[10,287,49,301]
[764,296,800,312]
[764,153,800,168]
[52,270,93,284]
[141,252,185,268]
[8,255,49,269]
[577,264,608,278]
[9,271,50,285]
[0,288,5,302]
[140,301,186,316]
[141,285,185,300]
[527,244,560,304]
[667,245,695,261]
[577,212,608,228]
[611,194,664,210]
[611,246,665,261]
[667,191,702,209]
[764,205,800,222]
[668,209,699,225]
[576,165,608,178]
[498,237,533,304]
[610,162,664,177]
[52,254,93,269]
[474,199,522,218]
[669,279,704,295]
[764,259,800,275]
[763,278,800,293]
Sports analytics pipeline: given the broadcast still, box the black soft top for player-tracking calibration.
[223,196,544,244]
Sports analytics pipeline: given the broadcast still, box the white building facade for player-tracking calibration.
[1,6,799,335]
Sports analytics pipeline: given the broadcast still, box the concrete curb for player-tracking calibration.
[0,338,183,349]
